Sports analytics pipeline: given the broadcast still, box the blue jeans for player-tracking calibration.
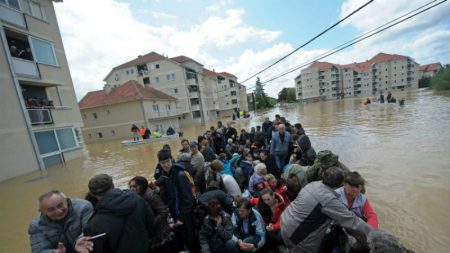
[226,236,259,253]
[274,154,287,170]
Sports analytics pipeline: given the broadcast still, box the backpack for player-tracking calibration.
[183,170,197,198]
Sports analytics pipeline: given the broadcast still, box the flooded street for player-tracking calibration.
[1,89,449,252]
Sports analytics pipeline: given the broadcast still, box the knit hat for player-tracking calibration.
[88,174,113,196]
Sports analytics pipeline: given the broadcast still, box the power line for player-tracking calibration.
[240,0,374,84]
[257,0,439,86]
[246,0,446,90]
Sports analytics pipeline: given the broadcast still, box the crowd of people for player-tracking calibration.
[28,114,414,253]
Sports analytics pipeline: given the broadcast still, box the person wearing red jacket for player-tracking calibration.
[336,171,378,229]
[249,187,289,251]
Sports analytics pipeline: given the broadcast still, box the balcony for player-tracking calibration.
[189,91,198,99]
[11,57,40,78]
[0,3,26,29]
[28,108,53,125]
[186,78,197,86]
[190,104,200,111]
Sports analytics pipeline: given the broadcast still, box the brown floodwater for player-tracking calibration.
[1,89,449,252]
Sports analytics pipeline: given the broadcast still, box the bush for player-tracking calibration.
[431,64,450,90]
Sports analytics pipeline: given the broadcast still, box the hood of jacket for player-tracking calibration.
[314,150,339,168]
[95,189,137,217]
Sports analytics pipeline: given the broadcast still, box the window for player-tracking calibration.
[143,77,150,85]
[111,130,115,136]
[166,104,171,111]
[93,113,97,119]
[27,0,46,20]
[2,0,19,9]
[155,76,160,83]
[35,130,58,154]
[126,70,129,75]
[171,73,176,80]
[230,91,237,96]
[173,88,178,94]
[56,128,76,150]
[130,69,134,74]
[152,104,159,112]
[192,111,201,118]
[97,132,103,139]
[88,133,92,139]
[155,64,160,69]
[30,37,57,66]
[232,99,238,104]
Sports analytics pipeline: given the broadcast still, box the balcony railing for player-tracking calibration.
[0,3,26,29]
[28,108,53,125]
[12,57,40,78]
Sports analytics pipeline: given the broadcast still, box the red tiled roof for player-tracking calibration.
[220,72,237,79]
[112,52,165,70]
[309,61,338,70]
[79,80,176,109]
[171,55,204,66]
[369,52,407,63]
[203,68,218,77]
[418,63,441,72]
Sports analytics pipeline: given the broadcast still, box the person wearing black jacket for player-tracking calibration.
[77,174,155,253]
[224,123,238,142]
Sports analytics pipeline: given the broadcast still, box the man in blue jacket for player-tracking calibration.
[270,124,291,170]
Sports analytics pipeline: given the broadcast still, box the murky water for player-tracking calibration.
[1,89,449,253]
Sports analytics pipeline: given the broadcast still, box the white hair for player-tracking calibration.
[254,163,267,175]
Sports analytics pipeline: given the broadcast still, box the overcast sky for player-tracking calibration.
[54,0,450,100]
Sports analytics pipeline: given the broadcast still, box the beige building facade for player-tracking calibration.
[79,80,180,142]
[295,53,420,102]
[103,52,248,124]
[0,0,84,181]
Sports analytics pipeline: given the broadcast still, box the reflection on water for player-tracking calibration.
[1,89,449,252]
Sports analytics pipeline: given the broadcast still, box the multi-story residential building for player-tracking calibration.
[295,53,419,102]
[79,80,180,141]
[102,52,247,124]
[418,63,442,79]
[0,0,84,181]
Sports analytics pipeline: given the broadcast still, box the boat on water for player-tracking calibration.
[121,133,180,146]
[233,116,252,122]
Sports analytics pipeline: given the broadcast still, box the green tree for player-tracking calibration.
[254,77,272,109]
[278,88,296,103]
[431,64,450,90]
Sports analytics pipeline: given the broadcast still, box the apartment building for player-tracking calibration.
[418,63,442,79]
[79,80,180,141]
[0,0,84,181]
[295,53,419,102]
[103,52,247,124]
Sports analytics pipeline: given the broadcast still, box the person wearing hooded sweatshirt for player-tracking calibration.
[76,174,155,253]
[155,149,197,253]
[305,150,350,183]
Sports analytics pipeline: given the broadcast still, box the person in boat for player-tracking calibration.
[140,126,146,139]
[143,128,151,139]
[379,92,385,103]
[280,167,374,253]
[76,174,155,253]
[152,128,161,138]
[190,141,205,178]
[224,122,238,142]
[166,126,176,136]
[320,171,379,253]
[131,124,140,141]
[386,91,396,103]
[199,199,233,253]
[28,190,93,253]
[336,171,378,228]
[363,97,371,105]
